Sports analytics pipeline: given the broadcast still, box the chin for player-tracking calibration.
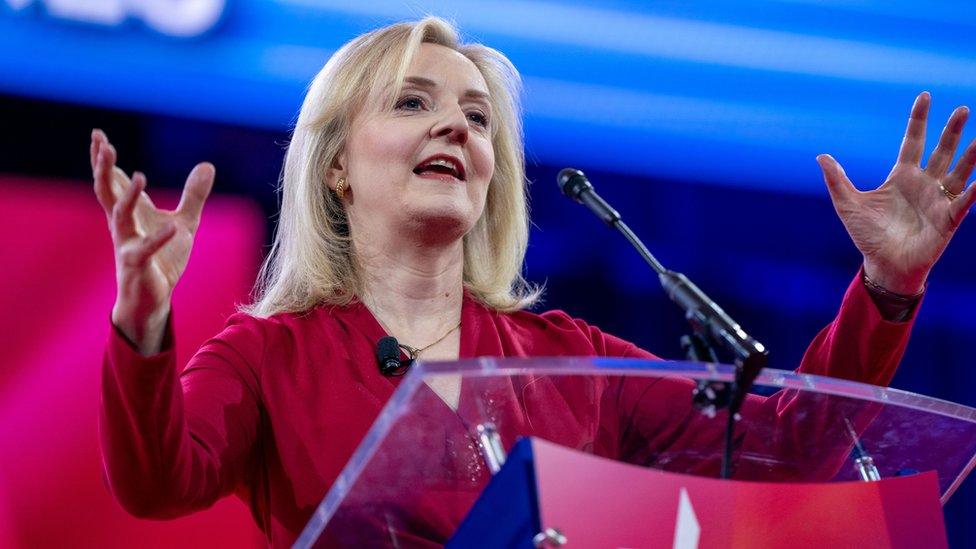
[402,202,478,244]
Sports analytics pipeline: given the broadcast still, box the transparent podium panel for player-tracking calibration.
[296,359,976,547]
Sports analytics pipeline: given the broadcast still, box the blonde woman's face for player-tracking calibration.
[342,43,495,245]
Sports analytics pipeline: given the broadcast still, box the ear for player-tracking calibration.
[326,149,347,191]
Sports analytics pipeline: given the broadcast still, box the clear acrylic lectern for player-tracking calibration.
[295,358,976,547]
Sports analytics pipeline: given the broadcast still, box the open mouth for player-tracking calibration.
[413,155,466,181]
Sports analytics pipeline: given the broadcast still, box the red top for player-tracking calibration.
[100,273,916,547]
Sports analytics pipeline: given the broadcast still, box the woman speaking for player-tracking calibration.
[94,17,975,547]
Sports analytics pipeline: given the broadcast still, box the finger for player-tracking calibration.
[897,92,930,166]
[90,128,107,170]
[93,140,120,214]
[112,171,146,239]
[121,223,176,268]
[176,162,215,227]
[141,222,178,259]
[817,154,858,204]
[948,181,976,230]
[945,138,976,194]
[925,106,968,178]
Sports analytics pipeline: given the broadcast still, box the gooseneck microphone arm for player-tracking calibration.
[557,168,769,479]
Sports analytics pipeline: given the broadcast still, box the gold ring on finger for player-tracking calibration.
[939,183,959,201]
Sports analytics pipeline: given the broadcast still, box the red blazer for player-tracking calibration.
[100,273,914,547]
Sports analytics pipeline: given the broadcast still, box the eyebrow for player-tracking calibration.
[403,76,491,102]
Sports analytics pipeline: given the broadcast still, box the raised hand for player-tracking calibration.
[817,92,976,296]
[91,129,215,355]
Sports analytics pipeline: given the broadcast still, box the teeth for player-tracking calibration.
[426,158,457,171]
[416,157,464,179]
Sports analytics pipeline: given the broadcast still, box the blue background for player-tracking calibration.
[4,0,975,544]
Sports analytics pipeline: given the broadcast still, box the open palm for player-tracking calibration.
[818,93,976,295]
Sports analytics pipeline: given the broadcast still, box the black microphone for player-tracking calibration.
[557,168,620,226]
[376,336,406,376]
[555,167,768,404]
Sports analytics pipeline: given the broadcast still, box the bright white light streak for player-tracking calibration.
[522,76,880,147]
[39,0,126,25]
[135,0,226,38]
[275,0,976,87]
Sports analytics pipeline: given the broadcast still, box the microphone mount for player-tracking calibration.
[557,168,769,479]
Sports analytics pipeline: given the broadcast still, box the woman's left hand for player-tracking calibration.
[817,92,976,295]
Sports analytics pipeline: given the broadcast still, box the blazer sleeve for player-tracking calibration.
[608,270,918,479]
[99,310,264,519]
[794,267,918,385]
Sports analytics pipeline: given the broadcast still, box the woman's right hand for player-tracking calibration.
[91,129,215,355]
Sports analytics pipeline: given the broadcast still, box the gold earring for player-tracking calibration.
[335,177,347,199]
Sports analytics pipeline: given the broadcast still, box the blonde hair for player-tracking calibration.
[242,17,540,317]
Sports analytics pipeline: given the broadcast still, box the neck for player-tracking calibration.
[355,234,464,344]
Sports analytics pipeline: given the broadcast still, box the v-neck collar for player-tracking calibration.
[342,291,484,360]
[337,293,488,411]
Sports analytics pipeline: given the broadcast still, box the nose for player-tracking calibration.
[430,105,469,145]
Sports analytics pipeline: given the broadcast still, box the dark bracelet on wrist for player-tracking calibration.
[861,271,925,302]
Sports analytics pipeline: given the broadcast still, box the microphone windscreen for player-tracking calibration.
[376,336,402,376]
[557,168,590,200]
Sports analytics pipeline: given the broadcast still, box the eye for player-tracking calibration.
[467,111,489,128]
[395,95,427,111]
